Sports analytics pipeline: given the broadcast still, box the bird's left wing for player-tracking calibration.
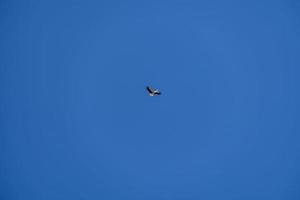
[154,90,161,95]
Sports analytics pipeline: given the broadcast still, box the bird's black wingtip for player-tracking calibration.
[146,86,152,92]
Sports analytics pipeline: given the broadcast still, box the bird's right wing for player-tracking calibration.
[146,86,153,93]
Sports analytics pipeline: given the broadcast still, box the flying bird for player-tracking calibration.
[146,86,161,96]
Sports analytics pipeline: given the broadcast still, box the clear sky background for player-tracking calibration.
[1,0,300,199]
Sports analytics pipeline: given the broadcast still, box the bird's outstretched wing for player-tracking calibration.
[154,91,161,95]
[146,86,154,94]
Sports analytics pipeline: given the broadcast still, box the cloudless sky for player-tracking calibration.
[1,0,300,199]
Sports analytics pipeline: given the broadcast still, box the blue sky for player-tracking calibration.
[1,0,300,199]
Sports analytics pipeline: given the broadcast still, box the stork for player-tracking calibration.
[146,86,161,96]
